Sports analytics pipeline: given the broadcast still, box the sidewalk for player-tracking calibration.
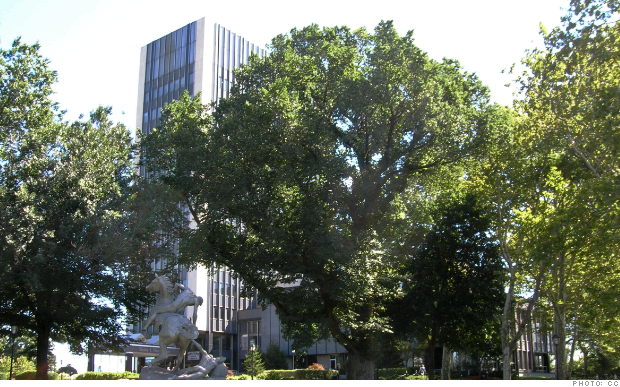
[520,371,555,379]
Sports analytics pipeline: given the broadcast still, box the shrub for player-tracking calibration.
[262,370,283,380]
[226,369,235,379]
[75,371,139,380]
[229,374,252,380]
[308,363,324,370]
[15,371,36,380]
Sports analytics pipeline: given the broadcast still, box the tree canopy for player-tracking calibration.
[0,38,144,379]
[142,21,498,379]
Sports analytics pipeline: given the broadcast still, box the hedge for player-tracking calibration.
[257,369,339,380]
[14,371,60,380]
[75,371,139,380]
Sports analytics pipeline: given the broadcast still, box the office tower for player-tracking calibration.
[129,18,266,372]
[136,18,267,176]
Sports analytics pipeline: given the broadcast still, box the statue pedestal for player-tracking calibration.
[139,366,178,380]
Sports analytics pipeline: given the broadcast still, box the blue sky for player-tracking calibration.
[1,0,569,373]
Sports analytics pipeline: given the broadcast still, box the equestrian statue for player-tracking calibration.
[139,274,227,380]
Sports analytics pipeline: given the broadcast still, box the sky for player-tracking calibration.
[1,0,570,373]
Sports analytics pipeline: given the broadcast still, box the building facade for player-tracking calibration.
[88,18,348,374]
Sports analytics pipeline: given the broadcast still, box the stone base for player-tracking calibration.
[139,366,180,380]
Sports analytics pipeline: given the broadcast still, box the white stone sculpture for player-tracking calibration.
[139,274,226,380]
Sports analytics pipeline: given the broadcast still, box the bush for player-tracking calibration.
[15,371,36,380]
[8,371,61,380]
[308,363,324,370]
[75,371,139,380]
[254,369,338,380]
[229,374,252,380]
[262,370,283,380]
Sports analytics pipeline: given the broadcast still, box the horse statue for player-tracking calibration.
[144,275,203,329]
[140,274,213,378]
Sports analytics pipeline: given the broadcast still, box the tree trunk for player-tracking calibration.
[441,345,451,380]
[425,329,437,380]
[553,304,567,380]
[35,321,50,380]
[568,337,576,378]
[346,349,374,380]
[552,253,568,380]
[583,349,588,378]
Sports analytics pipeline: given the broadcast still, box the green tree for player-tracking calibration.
[264,341,288,370]
[57,364,77,376]
[514,0,620,379]
[0,355,36,376]
[0,39,137,379]
[242,347,266,377]
[392,194,504,380]
[142,21,496,379]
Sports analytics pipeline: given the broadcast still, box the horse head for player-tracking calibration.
[146,274,174,298]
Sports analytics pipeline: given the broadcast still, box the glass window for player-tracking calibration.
[180,76,185,89]
[176,30,182,48]
[213,306,219,319]
[163,84,168,95]
[143,113,148,123]
[220,306,224,320]
[214,281,219,294]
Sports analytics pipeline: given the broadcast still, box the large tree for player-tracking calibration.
[142,21,496,379]
[0,39,138,379]
[515,0,620,379]
[392,194,504,380]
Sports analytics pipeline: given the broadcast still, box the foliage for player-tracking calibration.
[242,347,266,376]
[57,364,77,375]
[0,355,35,374]
[263,341,289,370]
[14,370,60,380]
[258,369,339,380]
[74,371,139,380]
[262,370,283,380]
[513,0,620,379]
[142,20,496,380]
[229,374,252,380]
[308,363,324,370]
[392,194,504,378]
[0,38,171,379]
[373,332,406,369]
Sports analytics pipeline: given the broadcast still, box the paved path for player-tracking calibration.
[520,371,555,378]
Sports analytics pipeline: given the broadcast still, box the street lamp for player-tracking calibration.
[250,340,256,380]
[292,349,295,370]
[9,325,18,380]
[552,334,560,380]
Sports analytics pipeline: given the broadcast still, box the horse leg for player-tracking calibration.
[150,342,168,368]
[173,338,191,372]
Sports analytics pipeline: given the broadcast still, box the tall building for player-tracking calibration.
[136,18,267,176]
[88,18,347,374]
[126,18,266,373]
